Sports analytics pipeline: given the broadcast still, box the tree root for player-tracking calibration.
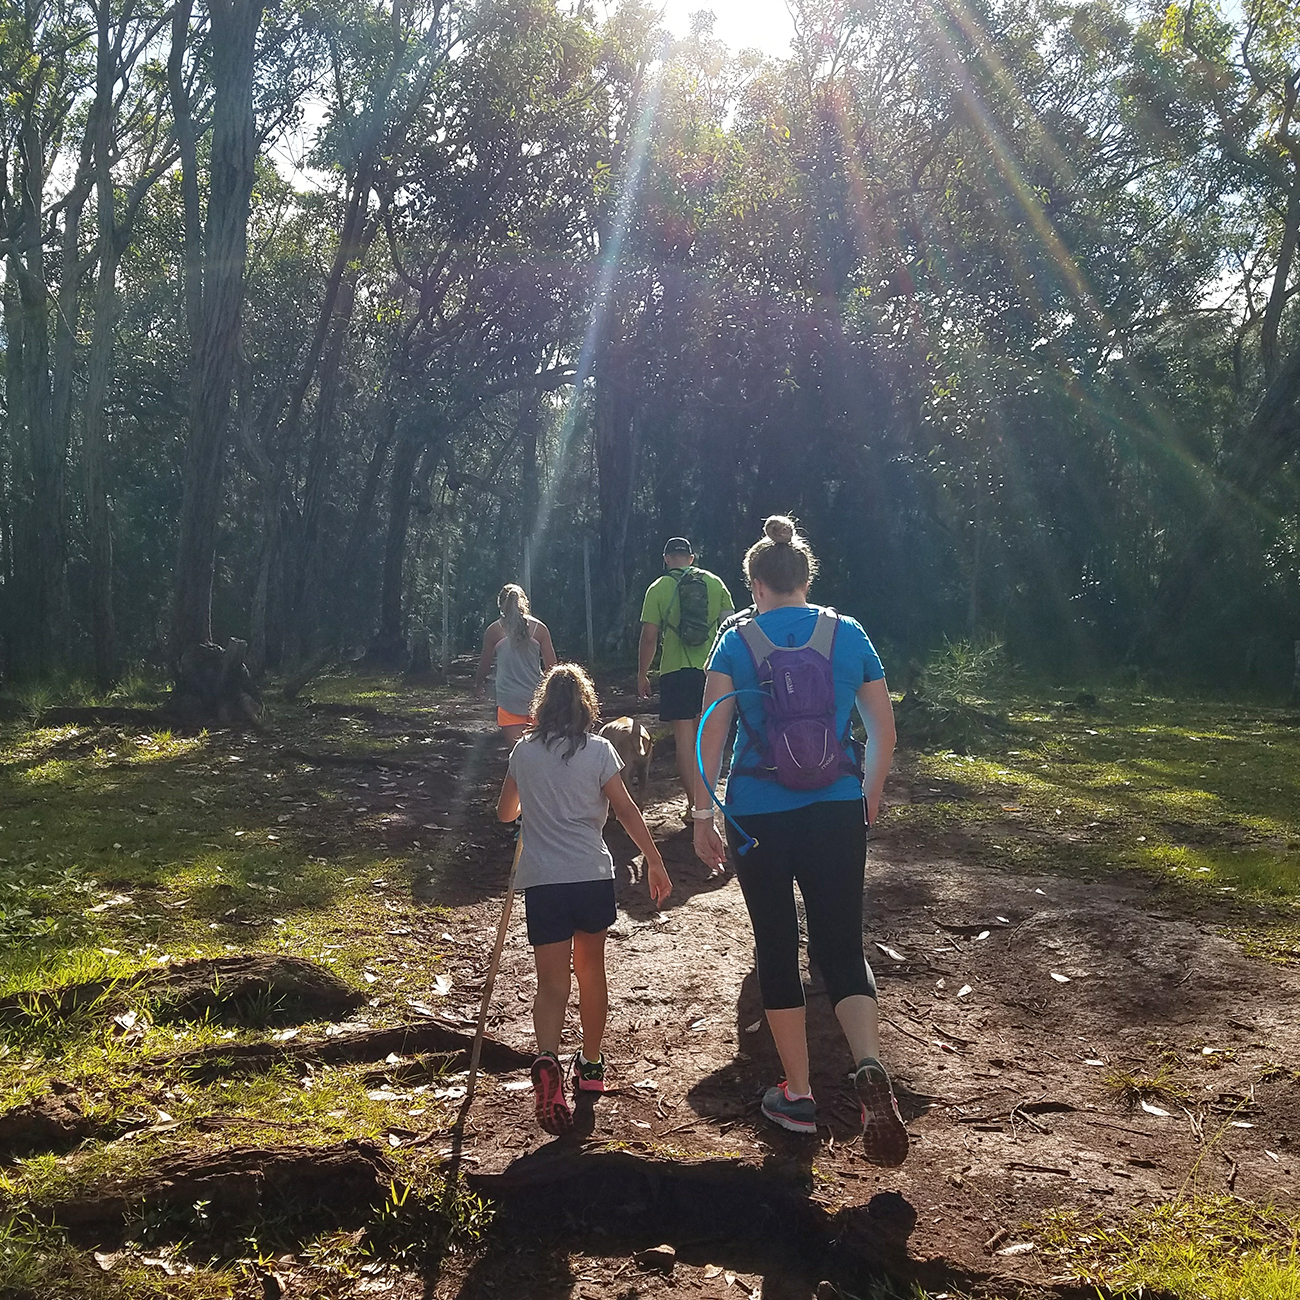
[155,1018,533,1082]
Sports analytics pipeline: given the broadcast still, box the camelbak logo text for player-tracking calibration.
[783,671,794,696]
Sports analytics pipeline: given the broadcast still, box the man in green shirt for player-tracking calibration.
[638,537,734,808]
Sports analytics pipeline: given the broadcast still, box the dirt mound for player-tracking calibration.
[0,1089,120,1163]
[44,1140,393,1243]
[0,955,363,1029]
[149,954,364,1024]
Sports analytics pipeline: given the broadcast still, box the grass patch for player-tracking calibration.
[890,682,1300,955]
[1038,1197,1300,1298]
[1102,1062,1191,1110]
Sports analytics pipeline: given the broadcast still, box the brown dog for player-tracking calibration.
[599,716,653,803]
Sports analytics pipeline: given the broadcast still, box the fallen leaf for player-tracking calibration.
[1084,1059,1105,1066]
[1230,1121,1254,1128]
[273,1027,299,1042]
[957,985,972,998]
[744,1019,762,1034]
[1140,1099,1172,1118]
[704,1264,722,1279]
[432,973,453,996]
[1266,1150,1281,1162]
[874,942,904,961]
[502,1080,532,1092]
[996,1242,1035,1256]
[1050,972,1070,983]
[976,930,990,941]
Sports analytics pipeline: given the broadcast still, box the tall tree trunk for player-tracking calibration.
[373,431,422,665]
[83,5,121,691]
[518,389,541,559]
[15,118,62,673]
[289,197,378,659]
[336,412,395,636]
[170,0,265,657]
[248,469,282,676]
[1,267,25,676]
[1261,182,1300,386]
[594,348,638,646]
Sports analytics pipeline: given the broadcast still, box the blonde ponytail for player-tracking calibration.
[499,583,531,647]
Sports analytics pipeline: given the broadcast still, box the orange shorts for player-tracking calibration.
[497,707,532,728]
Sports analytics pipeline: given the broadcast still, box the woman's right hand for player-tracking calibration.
[693,819,726,874]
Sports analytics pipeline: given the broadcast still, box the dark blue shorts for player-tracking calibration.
[524,878,617,947]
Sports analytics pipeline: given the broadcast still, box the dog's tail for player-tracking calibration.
[630,716,645,751]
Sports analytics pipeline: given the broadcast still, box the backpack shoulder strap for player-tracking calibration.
[808,608,839,659]
[737,615,779,666]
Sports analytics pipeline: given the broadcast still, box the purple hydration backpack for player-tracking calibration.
[734,609,859,790]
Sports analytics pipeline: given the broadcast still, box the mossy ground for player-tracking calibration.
[1,673,1298,1298]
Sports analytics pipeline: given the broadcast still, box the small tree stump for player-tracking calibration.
[171,637,262,727]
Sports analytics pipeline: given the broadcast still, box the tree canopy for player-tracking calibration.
[3,0,1299,690]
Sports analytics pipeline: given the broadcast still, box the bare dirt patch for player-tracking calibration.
[401,728,1300,1294]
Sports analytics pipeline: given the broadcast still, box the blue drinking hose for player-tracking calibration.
[695,690,763,855]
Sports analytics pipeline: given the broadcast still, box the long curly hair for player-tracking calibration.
[528,663,599,760]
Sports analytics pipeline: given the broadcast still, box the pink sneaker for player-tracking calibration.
[531,1053,573,1135]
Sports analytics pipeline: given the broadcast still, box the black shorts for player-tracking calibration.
[524,878,617,946]
[659,667,706,722]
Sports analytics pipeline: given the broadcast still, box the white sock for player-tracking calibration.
[784,1084,813,1100]
[579,1050,601,1065]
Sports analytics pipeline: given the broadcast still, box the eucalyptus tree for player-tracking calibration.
[0,0,95,675]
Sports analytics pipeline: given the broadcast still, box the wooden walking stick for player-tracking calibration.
[455,827,524,1132]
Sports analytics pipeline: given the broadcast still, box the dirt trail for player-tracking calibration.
[400,712,1300,1292]
[11,693,1299,1297]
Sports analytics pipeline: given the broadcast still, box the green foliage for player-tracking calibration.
[1039,1197,1300,1299]
[921,639,1008,706]
[362,1176,496,1263]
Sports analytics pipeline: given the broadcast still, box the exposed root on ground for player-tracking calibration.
[156,1019,533,1082]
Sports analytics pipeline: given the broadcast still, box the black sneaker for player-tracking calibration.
[571,1051,606,1093]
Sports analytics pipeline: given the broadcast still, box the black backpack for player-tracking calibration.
[669,567,711,647]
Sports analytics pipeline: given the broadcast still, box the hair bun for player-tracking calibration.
[763,515,796,545]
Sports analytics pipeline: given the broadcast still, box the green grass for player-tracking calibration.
[1038,1197,1300,1298]
[3,671,1300,1296]
[890,684,1300,953]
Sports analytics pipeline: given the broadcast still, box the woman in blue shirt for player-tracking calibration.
[693,515,907,1166]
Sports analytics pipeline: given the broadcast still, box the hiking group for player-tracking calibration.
[480,517,908,1167]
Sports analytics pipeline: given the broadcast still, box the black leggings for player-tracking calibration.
[726,798,877,1011]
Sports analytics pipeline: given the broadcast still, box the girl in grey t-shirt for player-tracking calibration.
[497,663,671,1136]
